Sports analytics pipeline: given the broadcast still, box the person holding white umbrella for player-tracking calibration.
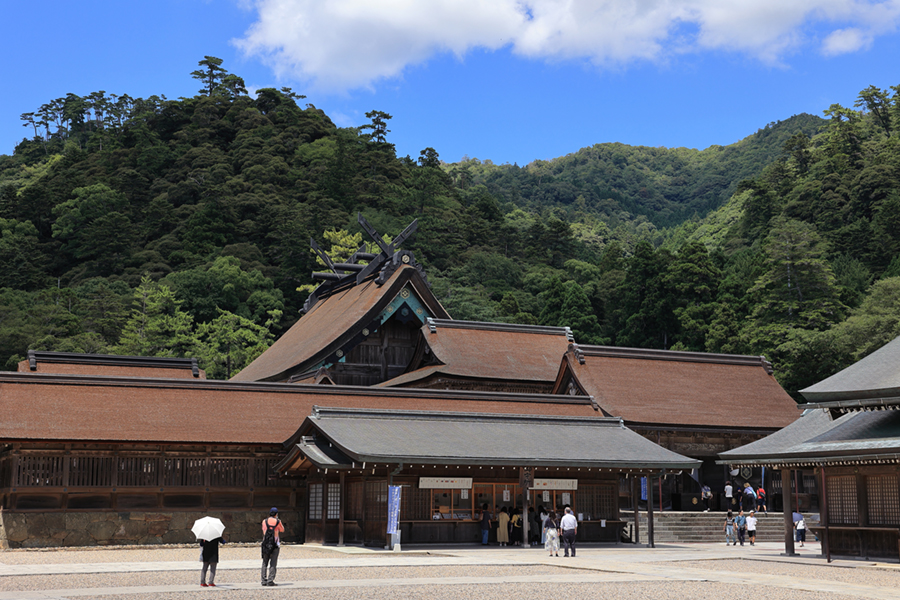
[192,516,226,587]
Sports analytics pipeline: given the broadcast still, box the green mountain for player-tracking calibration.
[449,113,824,228]
[2,58,899,396]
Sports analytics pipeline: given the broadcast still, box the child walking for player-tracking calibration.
[723,510,736,546]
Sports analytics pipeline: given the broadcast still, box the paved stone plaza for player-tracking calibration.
[1,540,898,599]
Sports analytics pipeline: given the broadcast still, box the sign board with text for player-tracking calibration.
[418,477,473,489]
[531,478,578,490]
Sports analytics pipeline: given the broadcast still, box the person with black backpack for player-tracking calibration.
[261,507,284,586]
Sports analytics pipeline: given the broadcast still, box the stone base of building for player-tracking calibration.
[0,509,301,549]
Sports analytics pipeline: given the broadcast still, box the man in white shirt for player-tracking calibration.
[560,507,578,557]
[724,481,733,509]
[746,510,758,546]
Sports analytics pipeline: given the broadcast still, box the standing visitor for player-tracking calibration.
[756,486,767,514]
[528,507,540,546]
[544,511,560,556]
[560,507,578,557]
[538,505,548,545]
[734,509,747,546]
[510,508,523,546]
[497,507,510,546]
[260,507,284,587]
[746,510,758,546]
[741,483,757,512]
[199,536,225,587]
[794,515,806,547]
[701,484,712,512]
[724,480,734,509]
[722,510,736,546]
[479,504,492,545]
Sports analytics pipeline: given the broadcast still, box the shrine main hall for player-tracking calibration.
[0,218,800,548]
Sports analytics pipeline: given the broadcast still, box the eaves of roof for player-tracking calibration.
[285,407,700,471]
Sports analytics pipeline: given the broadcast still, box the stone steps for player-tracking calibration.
[620,511,792,543]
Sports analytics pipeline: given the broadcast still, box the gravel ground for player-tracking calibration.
[90,581,860,600]
[0,565,570,591]
[675,558,900,586]
[0,545,350,564]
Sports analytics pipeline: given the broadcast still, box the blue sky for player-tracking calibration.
[3,1,900,166]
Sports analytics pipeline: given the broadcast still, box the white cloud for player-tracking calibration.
[234,0,900,90]
[822,27,872,55]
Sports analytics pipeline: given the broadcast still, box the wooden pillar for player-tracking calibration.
[631,476,640,545]
[338,471,345,546]
[521,467,530,549]
[302,479,310,544]
[819,466,831,562]
[361,474,368,546]
[781,467,796,556]
[321,475,328,543]
[647,474,655,548]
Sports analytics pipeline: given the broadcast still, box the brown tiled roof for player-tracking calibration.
[557,345,799,429]
[232,265,449,383]
[17,351,204,379]
[375,365,444,387]
[380,320,571,387]
[0,372,599,446]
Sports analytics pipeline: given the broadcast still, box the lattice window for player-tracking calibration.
[210,459,249,487]
[68,457,115,487]
[365,480,388,520]
[402,485,431,520]
[867,475,900,525]
[345,482,364,520]
[308,483,323,519]
[327,483,341,519]
[827,475,859,525]
[575,484,616,521]
[118,457,159,487]
[802,474,817,494]
[162,458,205,487]
[15,455,64,487]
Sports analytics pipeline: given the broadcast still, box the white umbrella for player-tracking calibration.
[192,516,225,540]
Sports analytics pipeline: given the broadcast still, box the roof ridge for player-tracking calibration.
[310,405,622,426]
[0,371,595,404]
[25,350,200,376]
[426,318,573,339]
[571,344,772,372]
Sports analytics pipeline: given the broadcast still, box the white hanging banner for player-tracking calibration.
[502,489,511,502]
[543,490,550,502]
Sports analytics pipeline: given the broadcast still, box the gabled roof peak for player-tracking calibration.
[303,214,423,313]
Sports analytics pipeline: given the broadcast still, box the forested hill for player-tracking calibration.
[447,113,824,229]
[1,58,899,398]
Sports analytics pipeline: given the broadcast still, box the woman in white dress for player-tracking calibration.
[543,511,560,556]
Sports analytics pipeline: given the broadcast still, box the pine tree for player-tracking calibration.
[115,276,196,357]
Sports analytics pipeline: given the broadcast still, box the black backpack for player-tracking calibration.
[261,518,280,557]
